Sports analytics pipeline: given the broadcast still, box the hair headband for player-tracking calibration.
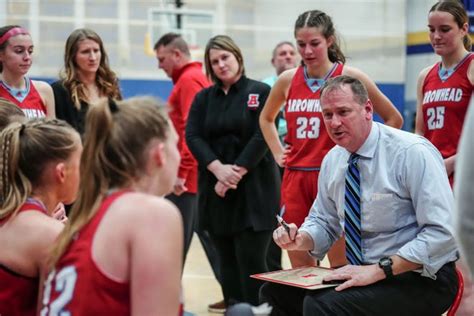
[0,27,30,46]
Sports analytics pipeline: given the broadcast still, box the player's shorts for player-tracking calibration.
[280,168,320,227]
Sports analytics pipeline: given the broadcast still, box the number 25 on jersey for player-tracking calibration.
[426,106,445,130]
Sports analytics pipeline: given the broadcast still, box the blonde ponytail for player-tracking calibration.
[50,96,171,266]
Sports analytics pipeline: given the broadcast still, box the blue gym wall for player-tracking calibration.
[36,77,403,125]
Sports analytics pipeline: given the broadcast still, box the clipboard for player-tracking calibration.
[251,266,339,290]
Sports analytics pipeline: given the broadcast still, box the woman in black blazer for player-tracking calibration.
[186,35,280,307]
[52,28,121,135]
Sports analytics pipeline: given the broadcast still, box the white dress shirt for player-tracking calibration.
[300,122,458,278]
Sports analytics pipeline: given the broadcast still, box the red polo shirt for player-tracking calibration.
[168,62,210,193]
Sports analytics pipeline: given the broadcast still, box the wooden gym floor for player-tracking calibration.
[182,233,293,316]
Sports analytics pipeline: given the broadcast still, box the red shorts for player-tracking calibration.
[280,169,320,227]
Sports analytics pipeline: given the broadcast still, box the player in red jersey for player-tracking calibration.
[0,25,55,118]
[260,10,403,268]
[415,1,474,314]
[42,97,183,316]
[415,1,474,186]
[0,119,81,316]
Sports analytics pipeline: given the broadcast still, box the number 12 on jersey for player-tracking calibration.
[41,266,77,316]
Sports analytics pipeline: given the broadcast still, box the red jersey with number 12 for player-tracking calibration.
[284,63,343,168]
[40,191,130,316]
[422,53,473,159]
[41,191,184,315]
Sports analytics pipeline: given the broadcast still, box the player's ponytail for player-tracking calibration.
[463,34,472,51]
[0,98,25,130]
[0,123,29,220]
[50,96,171,266]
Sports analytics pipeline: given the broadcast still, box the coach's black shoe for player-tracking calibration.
[208,300,226,314]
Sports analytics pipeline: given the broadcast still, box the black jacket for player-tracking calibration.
[51,80,89,135]
[186,76,280,234]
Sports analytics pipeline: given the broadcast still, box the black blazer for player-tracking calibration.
[51,80,89,135]
[186,76,280,234]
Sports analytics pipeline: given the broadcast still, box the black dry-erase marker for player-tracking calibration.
[276,214,291,236]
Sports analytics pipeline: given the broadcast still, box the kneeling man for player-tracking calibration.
[260,75,459,316]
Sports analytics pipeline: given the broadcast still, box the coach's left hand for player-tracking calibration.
[323,264,386,291]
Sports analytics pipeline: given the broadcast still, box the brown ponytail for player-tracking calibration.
[0,98,25,130]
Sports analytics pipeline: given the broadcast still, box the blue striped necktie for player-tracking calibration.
[344,153,363,265]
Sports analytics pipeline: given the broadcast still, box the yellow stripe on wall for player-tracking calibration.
[407,31,429,46]
[407,31,474,46]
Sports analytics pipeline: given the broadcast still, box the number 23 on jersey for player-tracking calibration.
[296,116,321,139]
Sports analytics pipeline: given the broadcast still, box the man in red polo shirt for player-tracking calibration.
[155,33,225,314]
[155,32,209,262]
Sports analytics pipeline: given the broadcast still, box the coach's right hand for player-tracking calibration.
[273,224,314,251]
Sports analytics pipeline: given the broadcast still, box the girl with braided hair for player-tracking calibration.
[0,119,82,315]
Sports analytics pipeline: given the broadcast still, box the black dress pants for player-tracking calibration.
[196,229,221,284]
[260,262,458,316]
[166,192,197,268]
[267,239,283,271]
[211,229,272,306]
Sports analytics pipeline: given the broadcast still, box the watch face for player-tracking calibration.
[381,258,391,266]
[379,257,394,278]
[379,257,393,267]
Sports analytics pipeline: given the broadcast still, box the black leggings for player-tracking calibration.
[211,229,272,305]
